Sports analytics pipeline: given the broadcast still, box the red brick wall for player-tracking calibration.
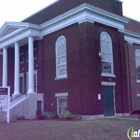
[40,22,129,115]
[126,43,140,111]
[88,22,129,114]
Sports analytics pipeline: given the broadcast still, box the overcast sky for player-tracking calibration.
[0,0,139,28]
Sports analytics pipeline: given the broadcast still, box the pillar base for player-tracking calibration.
[13,91,20,96]
[27,89,35,94]
[12,92,20,99]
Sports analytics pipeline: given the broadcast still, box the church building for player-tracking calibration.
[0,0,140,120]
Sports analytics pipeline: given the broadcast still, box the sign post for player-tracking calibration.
[0,87,10,124]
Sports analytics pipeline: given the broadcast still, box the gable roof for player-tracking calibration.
[22,0,123,25]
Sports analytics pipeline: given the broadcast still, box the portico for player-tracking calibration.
[0,22,41,96]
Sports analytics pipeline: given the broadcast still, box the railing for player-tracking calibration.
[10,85,38,102]
[10,92,28,102]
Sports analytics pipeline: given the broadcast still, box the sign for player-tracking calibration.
[0,95,7,105]
[0,88,8,95]
[0,88,8,105]
[0,87,10,124]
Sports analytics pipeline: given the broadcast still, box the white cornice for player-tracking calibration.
[0,23,41,48]
[0,3,130,49]
[119,29,140,44]
[40,3,129,36]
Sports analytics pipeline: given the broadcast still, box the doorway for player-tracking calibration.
[102,86,115,116]
[19,74,24,94]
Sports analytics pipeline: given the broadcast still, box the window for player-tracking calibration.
[19,73,24,94]
[34,48,37,60]
[26,71,37,93]
[55,36,67,79]
[135,49,140,81]
[20,53,24,63]
[100,32,114,76]
[26,48,37,61]
[55,93,68,115]
[26,51,28,62]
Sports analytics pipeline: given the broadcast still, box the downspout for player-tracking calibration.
[127,43,132,112]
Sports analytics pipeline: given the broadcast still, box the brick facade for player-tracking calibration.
[33,21,129,115]
[0,0,140,117]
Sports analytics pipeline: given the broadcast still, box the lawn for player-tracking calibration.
[0,118,140,140]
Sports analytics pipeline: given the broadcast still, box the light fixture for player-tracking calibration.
[98,51,101,57]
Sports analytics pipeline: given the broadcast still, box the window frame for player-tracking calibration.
[26,70,38,93]
[55,35,67,80]
[55,93,68,115]
[100,31,115,77]
[135,49,140,83]
[19,73,24,94]
[26,47,37,62]
[20,52,24,64]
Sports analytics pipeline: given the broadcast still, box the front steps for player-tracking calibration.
[0,93,44,122]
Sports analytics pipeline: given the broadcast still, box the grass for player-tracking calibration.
[0,118,140,140]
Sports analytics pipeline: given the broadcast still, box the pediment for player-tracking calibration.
[0,22,29,38]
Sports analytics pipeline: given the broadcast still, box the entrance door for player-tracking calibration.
[19,75,24,94]
[102,86,115,116]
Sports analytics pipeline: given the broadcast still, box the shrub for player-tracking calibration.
[43,112,56,119]
[17,116,26,120]
[59,110,72,120]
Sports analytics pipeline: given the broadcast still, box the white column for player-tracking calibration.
[27,36,35,94]
[13,42,20,95]
[2,48,7,87]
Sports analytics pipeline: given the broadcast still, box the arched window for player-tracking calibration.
[55,36,67,79]
[100,32,114,76]
[135,49,140,81]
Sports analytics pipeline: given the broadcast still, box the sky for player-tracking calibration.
[0,0,139,28]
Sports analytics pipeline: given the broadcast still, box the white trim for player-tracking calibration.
[55,92,68,115]
[55,92,68,97]
[19,73,24,94]
[101,73,116,77]
[101,81,116,86]
[119,29,140,45]
[41,3,128,36]
[116,113,130,117]
[0,22,41,48]
[55,76,68,80]
[55,35,67,79]
[20,73,24,77]
[100,31,114,76]
[136,80,140,83]
[26,70,38,93]
[137,94,140,97]
[0,3,129,49]
[116,0,123,3]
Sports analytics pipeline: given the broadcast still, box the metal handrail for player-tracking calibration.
[10,92,28,102]
[10,85,38,102]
